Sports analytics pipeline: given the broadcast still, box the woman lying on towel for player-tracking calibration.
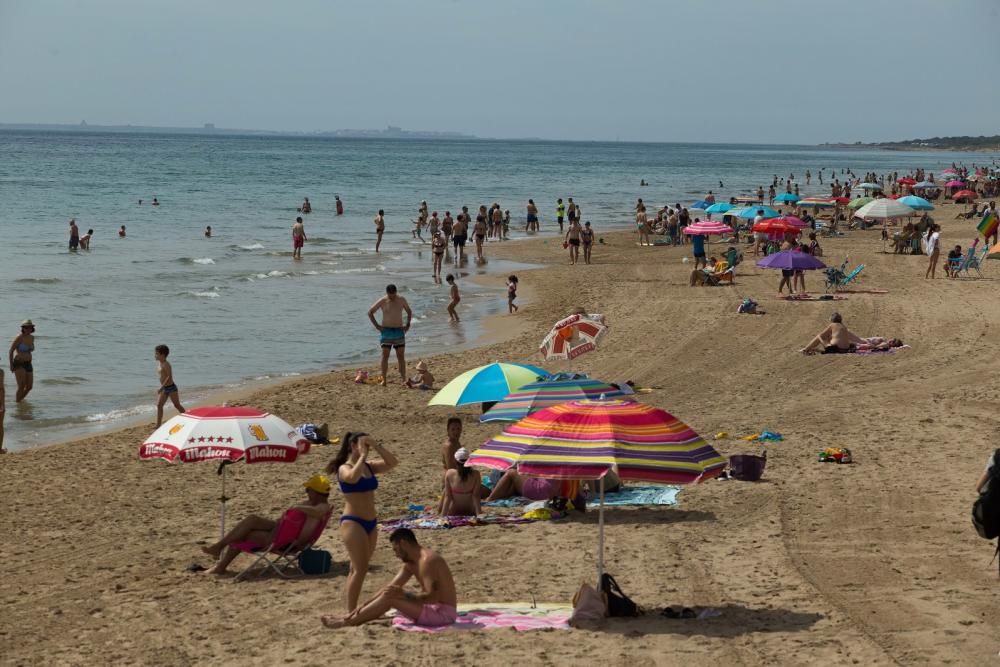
[485,465,556,502]
[855,337,905,352]
[800,312,865,354]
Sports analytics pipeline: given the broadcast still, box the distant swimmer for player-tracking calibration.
[152,198,160,206]
[335,195,344,216]
[138,199,143,205]
[640,179,647,186]
[301,197,312,214]
[719,181,724,189]
[68,218,80,251]
[80,229,93,250]
[204,225,212,238]
[292,216,307,259]
[374,209,385,253]
[119,225,127,238]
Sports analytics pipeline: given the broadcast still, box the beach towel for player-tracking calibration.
[851,344,910,355]
[777,294,847,301]
[378,514,535,532]
[484,485,681,508]
[835,288,888,294]
[392,603,572,633]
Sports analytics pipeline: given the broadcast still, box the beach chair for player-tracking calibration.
[960,245,988,279]
[839,264,865,290]
[950,246,975,278]
[233,508,332,582]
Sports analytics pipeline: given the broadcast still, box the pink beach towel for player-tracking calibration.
[392,604,572,633]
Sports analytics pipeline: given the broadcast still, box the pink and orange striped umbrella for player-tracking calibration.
[539,313,608,361]
[468,399,725,485]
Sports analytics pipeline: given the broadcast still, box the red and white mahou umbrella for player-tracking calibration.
[140,406,310,463]
[140,406,310,537]
[540,313,609,361]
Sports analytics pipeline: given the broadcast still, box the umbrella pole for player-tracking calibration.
[597,476,606,584]
[220,464,227,541]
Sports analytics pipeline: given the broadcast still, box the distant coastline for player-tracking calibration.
[821,136,1000,153]
[0,121,478,141]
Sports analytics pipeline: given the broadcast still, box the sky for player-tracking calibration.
[0,0,998,144]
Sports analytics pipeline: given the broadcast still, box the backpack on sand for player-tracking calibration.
[600,573,641,617]
[972,449,1000,574]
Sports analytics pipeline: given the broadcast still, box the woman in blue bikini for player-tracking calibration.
[326,432,399,612]
[9,320,35,402]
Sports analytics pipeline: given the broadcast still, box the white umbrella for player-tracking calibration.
[140,406,312,537]
[855,199,915,220]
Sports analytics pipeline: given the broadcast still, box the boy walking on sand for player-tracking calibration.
[446,275,460,322]
[154,344,186,427]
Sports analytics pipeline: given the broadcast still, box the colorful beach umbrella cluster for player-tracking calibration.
[479,377,628,423]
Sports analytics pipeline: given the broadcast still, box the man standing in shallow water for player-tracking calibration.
[292,216,307,259]
[368,284,413,386]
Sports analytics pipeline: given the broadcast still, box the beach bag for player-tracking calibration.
[569,582,606,626]
[972,450,1000,540]
[600,573,641,617]
[298,548,332,575]
[729,451,766,481]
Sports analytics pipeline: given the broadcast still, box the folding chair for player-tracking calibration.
[960,245,988,278]
[234,509,332,582]
[839,264,865,290]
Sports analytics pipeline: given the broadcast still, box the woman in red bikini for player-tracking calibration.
[326,432,399,612]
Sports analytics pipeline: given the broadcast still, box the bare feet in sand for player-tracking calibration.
[201,544,222,559]
[320,615,346,629]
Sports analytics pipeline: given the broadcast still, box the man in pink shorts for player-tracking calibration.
[321,528,457,628]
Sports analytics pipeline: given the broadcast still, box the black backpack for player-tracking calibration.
[972,449,1000,540]
[600,573,641,617]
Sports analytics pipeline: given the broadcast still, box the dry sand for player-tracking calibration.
[3,198,999,666]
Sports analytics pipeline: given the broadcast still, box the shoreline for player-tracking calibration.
[6,245,545,454]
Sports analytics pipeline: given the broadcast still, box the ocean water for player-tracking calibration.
[0,130,993,450]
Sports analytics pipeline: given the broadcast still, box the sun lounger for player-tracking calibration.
[233,508,331,582]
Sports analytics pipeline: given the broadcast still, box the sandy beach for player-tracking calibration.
[4,196,1000,666]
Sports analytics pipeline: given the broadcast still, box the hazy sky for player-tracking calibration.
[1,0,998,143]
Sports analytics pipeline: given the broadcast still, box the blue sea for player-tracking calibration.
[0,130,993,450]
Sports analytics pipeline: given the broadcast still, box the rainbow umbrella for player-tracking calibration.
[428,362,549,407]
[479,377,628,423]
[468,399,725,581]
[539,313,608,361]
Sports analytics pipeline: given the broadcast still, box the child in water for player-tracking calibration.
[446,274,460,322]
[507,275,519,313]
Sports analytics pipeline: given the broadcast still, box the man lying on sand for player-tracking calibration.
[321,528,457,629]
[201,475,332,575]
[800,312,865,354]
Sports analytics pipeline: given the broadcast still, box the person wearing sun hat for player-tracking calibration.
[9,320,36,402]
[202,474,333,575]
[405,360,434,390]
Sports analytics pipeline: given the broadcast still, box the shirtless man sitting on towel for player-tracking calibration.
[321,528,458,629]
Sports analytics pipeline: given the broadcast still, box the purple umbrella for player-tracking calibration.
[755,250,826,271]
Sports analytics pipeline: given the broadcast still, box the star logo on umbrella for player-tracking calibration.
[207,436,215,442]
[198,437,206,443]
[225,437,234,443]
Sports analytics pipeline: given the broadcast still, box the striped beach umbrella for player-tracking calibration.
[468,399,725,581]
[682,220,732,235]
[539,313,608,361]
[428,362,550,407]
[479,377,628,423]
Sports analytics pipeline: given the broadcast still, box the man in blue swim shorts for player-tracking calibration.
[368,284,413,386]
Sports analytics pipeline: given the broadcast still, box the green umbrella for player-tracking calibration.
[848,196,873,209]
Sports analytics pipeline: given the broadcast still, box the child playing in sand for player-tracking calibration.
[507,275,519,313]
[446,274,460,322]
[405,361,435,389]
[154,344,186,427]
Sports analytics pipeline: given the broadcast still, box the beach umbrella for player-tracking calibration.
[735,205,781,219]
[914,181,936,189]
[140,406,312,537]
[690,199,712,209]
[682,220,732,235]
[774,193,800,203]
[897,195,934,211]
[479,376,628,423]
[858,182,883,191]
[756,250,827,271]
[467,399,725,581]
[752,219,799,235]
[704,202,733,214]
[539,312,609,361]
[855,199,915,220]
[773,215,809,228]
[831,196,851,205]
[945,180,966,188]
[897,177,916,185]
[798,197,837,208]
[986,241,1000,260]
[954,189,978,201]
[848,196,874,209]
[429,362,549,407]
